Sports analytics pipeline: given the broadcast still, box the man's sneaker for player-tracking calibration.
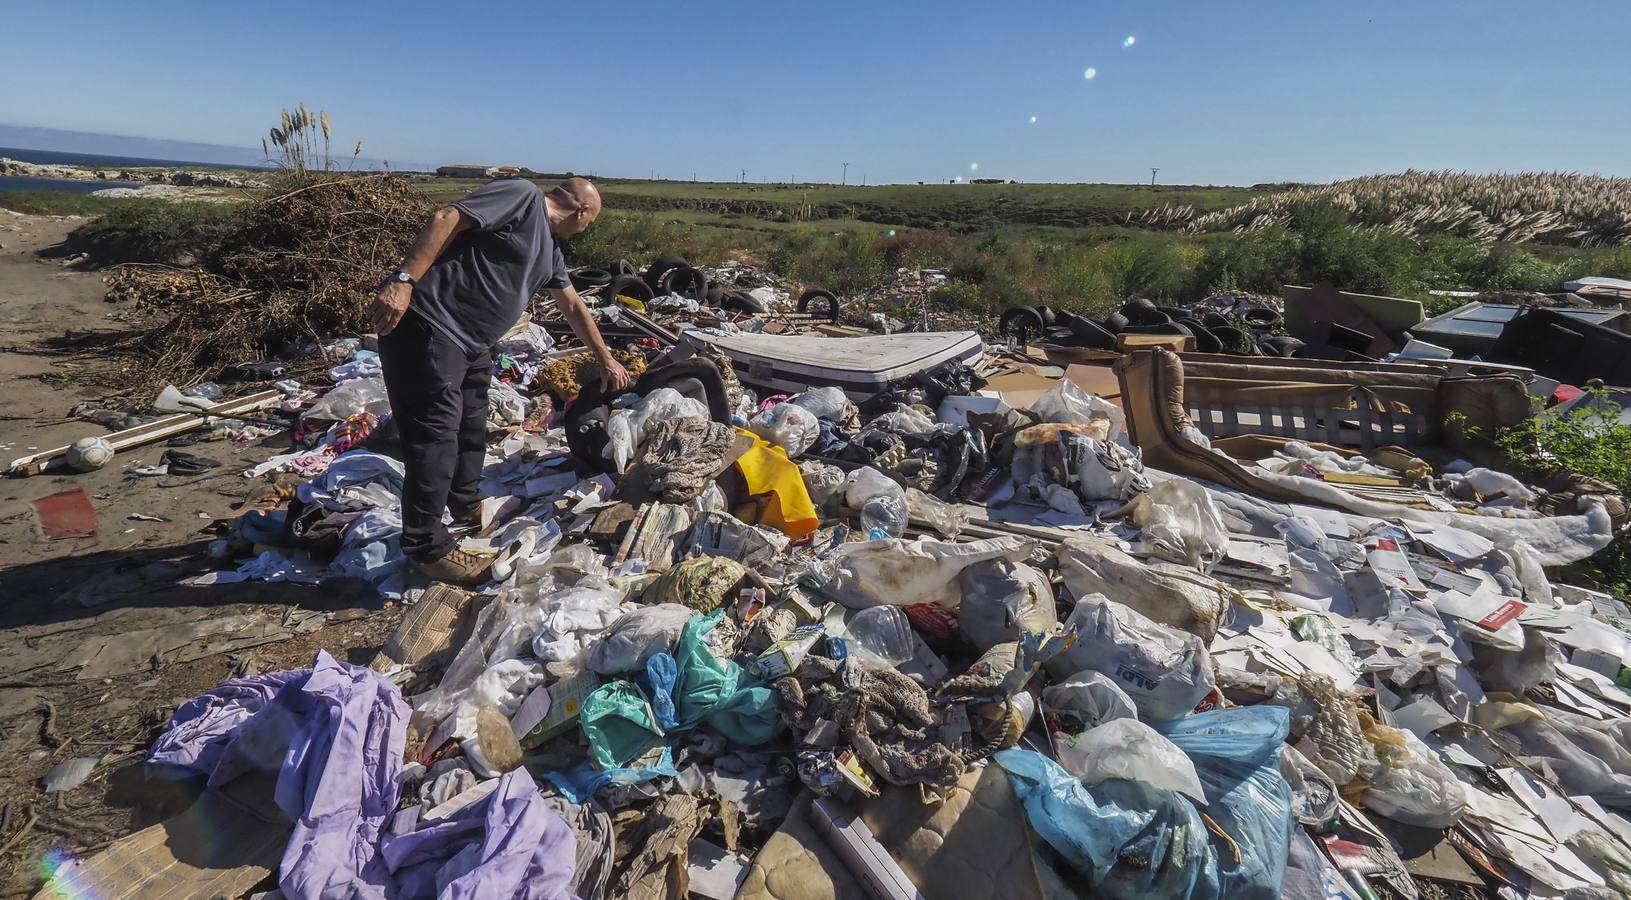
[410,548,494,587]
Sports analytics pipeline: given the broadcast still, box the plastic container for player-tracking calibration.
[845,606,916,668]
[860,494,907,540]
[845,467,908,539]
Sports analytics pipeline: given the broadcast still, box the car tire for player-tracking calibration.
[605,274,654,303]
[999,306,1048,343]
[663,266,708,298]
[798,289,841,321]
[724,291,766,314]
[644,255,689,292]
[570,267,613,291]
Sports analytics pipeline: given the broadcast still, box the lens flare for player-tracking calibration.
[1083,67,1098,80]
[1028,115,1038,125]
[887,229,896,237]
[1123,35,1136,47]
[969,163,980,172]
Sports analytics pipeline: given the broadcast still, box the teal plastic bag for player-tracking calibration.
[580,680,664,769]
[673,611,739,729]
[669,611,785,745]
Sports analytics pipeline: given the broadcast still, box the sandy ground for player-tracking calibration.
[0,210,400,895]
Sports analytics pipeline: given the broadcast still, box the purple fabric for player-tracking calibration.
[149,666,310,775]
[276,650,409,899]
[147,651,409,900]
[380,768,577,900]
[150,653,579,900]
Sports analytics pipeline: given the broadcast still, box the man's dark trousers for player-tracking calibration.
[378,309,491,561]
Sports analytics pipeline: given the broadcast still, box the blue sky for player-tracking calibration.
[3,0,1628,184]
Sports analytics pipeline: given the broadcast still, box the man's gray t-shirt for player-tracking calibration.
[411,177,568,355]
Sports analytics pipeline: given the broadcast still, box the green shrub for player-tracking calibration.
[67,200,244,265]
[930,279,982,311]
[1490,392,1631,596]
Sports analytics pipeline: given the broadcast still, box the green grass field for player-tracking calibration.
[421,176,1261,233]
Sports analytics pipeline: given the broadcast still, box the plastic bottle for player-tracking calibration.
[844,467,908,540]
[183,381,223,401]
[860,494,907,540]
[845,606,916,668]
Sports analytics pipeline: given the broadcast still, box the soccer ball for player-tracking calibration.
[65,436,116,472]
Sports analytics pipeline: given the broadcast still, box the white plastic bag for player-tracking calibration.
[1045,593,1216,722]
[587,603,696,674]
[958,559,1056,649]
[605,388,711,472]
[1117,478,1230,572]
[800,461,846,515]
[1360,728,1470,828]
[1029,378,1125,442]
[531,583,628,662]
[905,487,967,539]
[870,407,936,436]
[748,402,820,457]
[790,386,855,422]
[1042,669,1138,731]
[302,375,391,423]
[1055,718,1206,801]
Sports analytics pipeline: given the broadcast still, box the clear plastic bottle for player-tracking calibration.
[860,494,907,540]
[844,467,908,539]
[845,606,915,668]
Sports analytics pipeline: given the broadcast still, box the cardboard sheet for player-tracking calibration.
[38,787,289,900]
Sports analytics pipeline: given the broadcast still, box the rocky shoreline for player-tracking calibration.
[0,157,266,189]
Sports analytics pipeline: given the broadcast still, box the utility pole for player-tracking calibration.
[842,162,849,186]
[1150,167,1160,186]
[862,174,867,186]
[740,169,746,183]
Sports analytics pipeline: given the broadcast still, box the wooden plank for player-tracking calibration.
[7,390,284,477]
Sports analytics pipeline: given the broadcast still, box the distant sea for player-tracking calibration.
[0,175,116,194]
[0,146,258,170]
[0,146,268,194]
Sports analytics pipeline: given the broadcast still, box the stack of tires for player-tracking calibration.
[570,255,843,322]
[998,298,1294,357]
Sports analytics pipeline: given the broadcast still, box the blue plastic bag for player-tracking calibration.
[995,705,1294,900]
[643,653,680,731]
[1159,706,1294,899]
[994,748,1214,898]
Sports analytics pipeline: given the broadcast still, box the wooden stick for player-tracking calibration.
[6,389,283,476]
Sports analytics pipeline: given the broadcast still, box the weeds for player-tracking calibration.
[66,200,244,265]
[1482,393,1631,596]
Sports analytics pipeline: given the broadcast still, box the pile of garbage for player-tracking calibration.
[41,263,1631,900]
[103,174,432,394]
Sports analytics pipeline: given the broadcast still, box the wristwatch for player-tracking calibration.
[388,269,416,287]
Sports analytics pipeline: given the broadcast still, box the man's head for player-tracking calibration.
[546,177,602,237]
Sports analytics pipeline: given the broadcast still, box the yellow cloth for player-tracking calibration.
[732,428,820,540]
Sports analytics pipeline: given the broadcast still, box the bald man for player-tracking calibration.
[371,175,630,585]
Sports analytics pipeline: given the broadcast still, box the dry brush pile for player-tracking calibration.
[1141,170,1631,247]
[104,174,430,393]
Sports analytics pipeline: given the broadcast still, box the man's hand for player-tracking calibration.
[598,354,632,392]
[370,281,412,336]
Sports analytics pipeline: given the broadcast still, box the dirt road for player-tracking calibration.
[0,210,399,894]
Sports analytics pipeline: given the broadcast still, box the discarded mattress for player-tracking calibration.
[680,330,983,399]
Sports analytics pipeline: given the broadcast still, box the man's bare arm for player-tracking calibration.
[369,206,474,335]
[548,286,632,391]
